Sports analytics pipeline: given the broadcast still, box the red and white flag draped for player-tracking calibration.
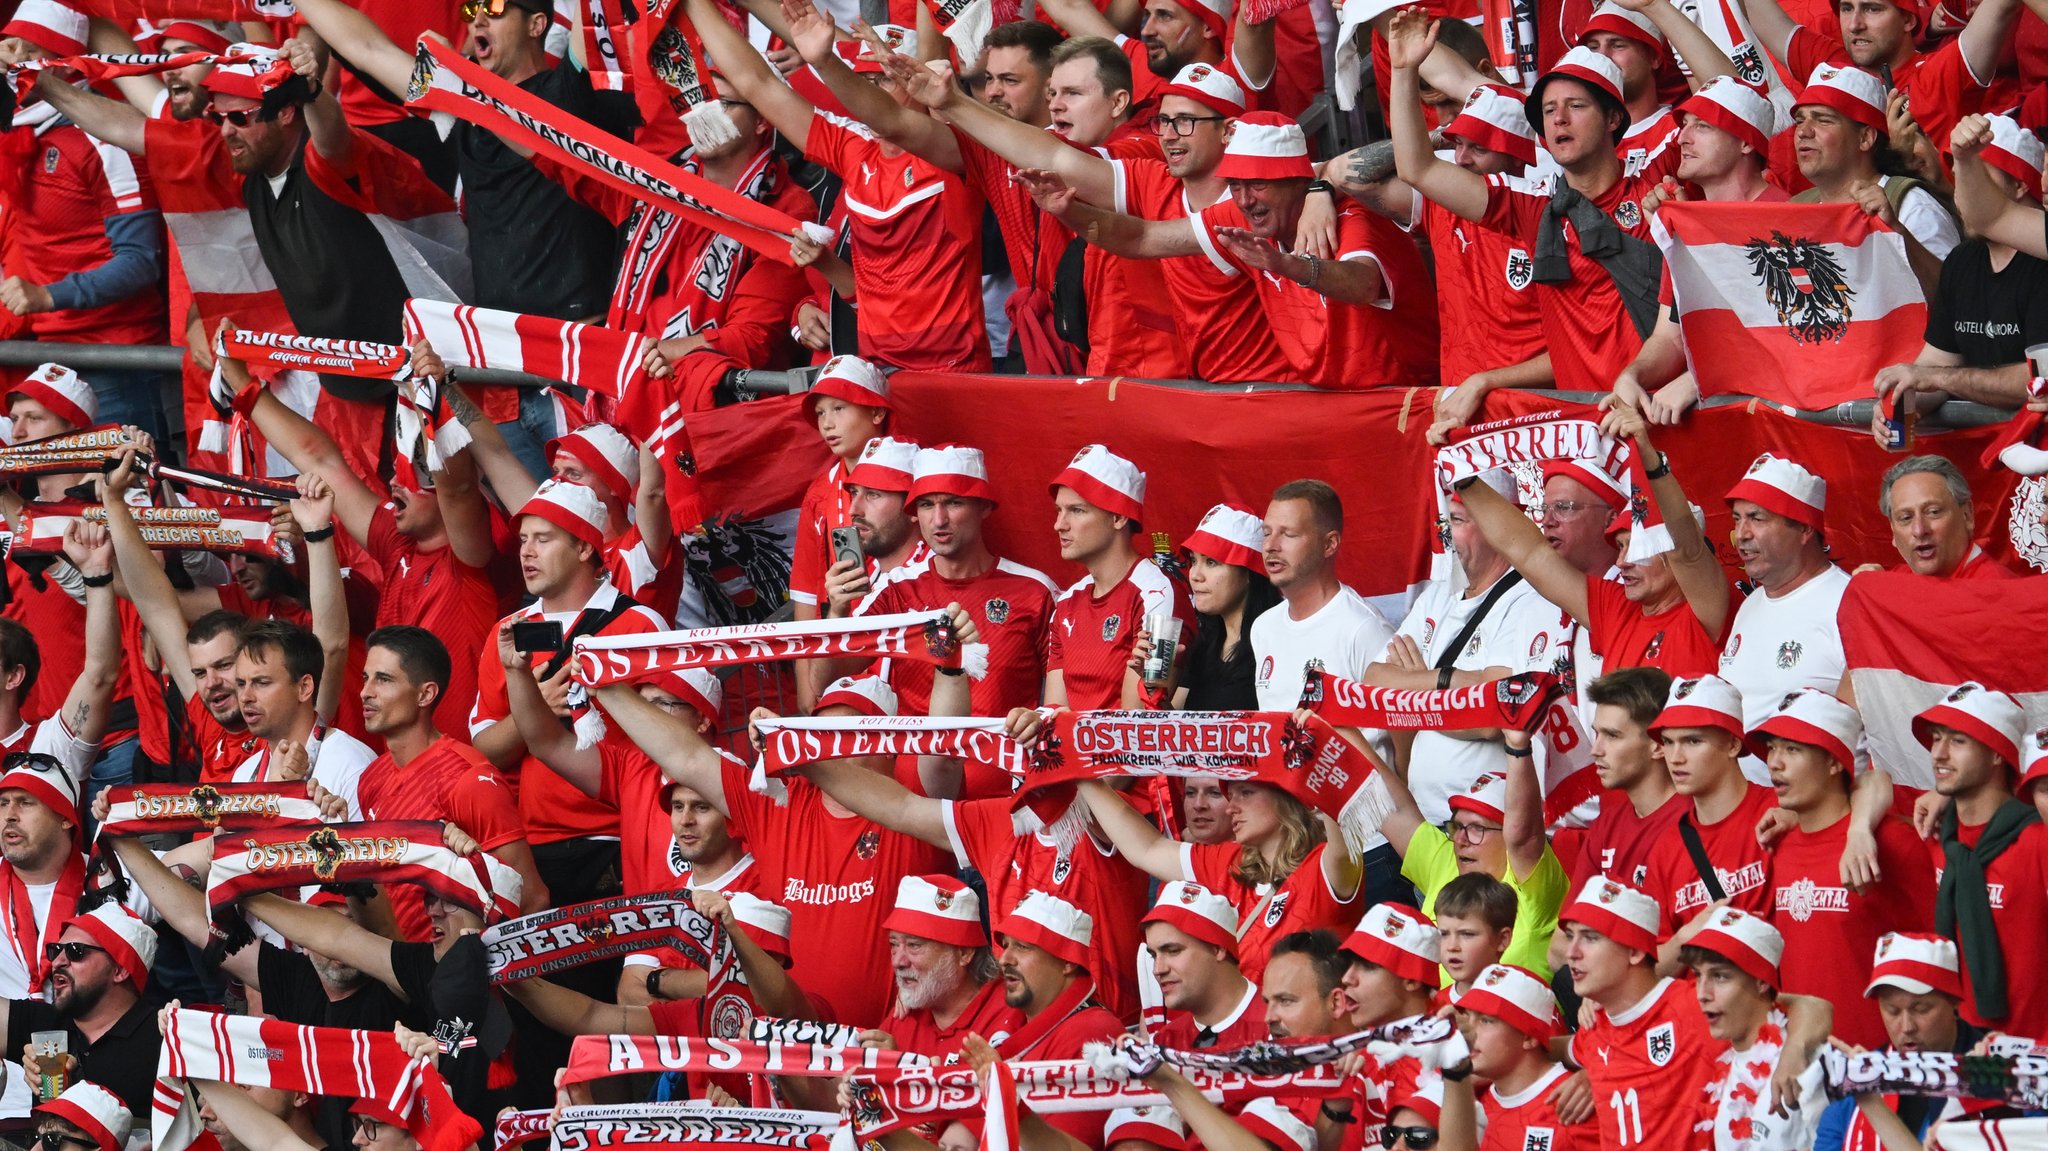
[1653,202,1926,410]
[1839,573,2048,787]
[154,1009,479,1151]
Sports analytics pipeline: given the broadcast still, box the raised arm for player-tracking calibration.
[442,374,541,511]
[1138,1063,1287,1151]
[502,975,657,1034]
[85,18,170,118]
[1015,169,1204,257]
[98,827,260,986]
[1457,478,1593,623]
[30,67,147,154]
[282,0,418,96]
[1076,779,1190,880]
[1742,0,1799,65]
[102,448,200,699]
[1323,142,1420,222]
[1619,0,1738,85]
[593,683,733,811]
[1958,0,2021,90]
[894,54,1116,205]
[193,1081,321,1151]
[501,623,602,797]
[1501,726,1545,881]
[799,757,950,847]
[1599,401,1731,637]
[228,336,385,545]
[1031,0,1122,39]
[280,37,355,167]
[241,892,401,990]
[784,0,964,170]
[288,475,351,724]
[1388,10,1490,222]
[1951,115,2047,257]
[57,522,121,746]
[688,0,816,150]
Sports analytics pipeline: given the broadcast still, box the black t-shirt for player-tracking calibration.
[7,997,159,1119]
[1179,627,1258,711]
[1924,239,2048,368]
[455,58,638,320]
[387,934,511,1136]
[259,942,417,1151]
[244,139,412,403]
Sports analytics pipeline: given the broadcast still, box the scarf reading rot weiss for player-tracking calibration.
[569,613,988,748]
[404,38,801,266]
[1011,710,1395,855]
[481,890,733,984]
[551,1104,839,1151]
[1299,668,1601,824]
[206,821,518,953]
[154,1008,479,1151]
[98,781,323,836]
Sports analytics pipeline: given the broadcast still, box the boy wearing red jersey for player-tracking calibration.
[1440,963,1602,1151]
[1639,676,1777,950]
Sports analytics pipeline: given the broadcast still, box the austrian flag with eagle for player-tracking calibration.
[1651,201,1925,409]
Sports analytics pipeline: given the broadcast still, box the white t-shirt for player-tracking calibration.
[1251,587,1394,711]
[231,726,375,820]
[1387,573,1566,823]
[1718,565,1852,784]
[0,718,99,784]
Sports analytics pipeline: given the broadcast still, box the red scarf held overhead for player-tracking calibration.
[571,612,988,690]
[480,890,733,984]
[754,717,1022,781]
[2,853,85,993]
[14,501,289,561]
[97,781,324,836]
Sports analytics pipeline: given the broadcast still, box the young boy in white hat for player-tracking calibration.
[1680,907,1833,1151]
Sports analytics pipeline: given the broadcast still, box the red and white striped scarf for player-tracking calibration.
[611,146,788,341]
[98,781,324,837]
[6,50,273,103]
[154,1008,479,1151]
[402,298,648,400]
[750,715,1019,804]
[14,500,289,561]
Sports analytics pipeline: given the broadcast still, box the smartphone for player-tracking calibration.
[1879,62,1894,91]
[830,524,864,571]
[511,619,565,654]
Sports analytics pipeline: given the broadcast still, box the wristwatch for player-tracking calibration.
[1306,179,1336,197]
[644,968,668,1001]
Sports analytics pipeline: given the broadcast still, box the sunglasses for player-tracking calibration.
[36,1132,97,1151]
[459,0,533,18]
[43,941,106,963]
[1381,1127,1439,1150]
[2,751,63,774]
[203,106,280,127]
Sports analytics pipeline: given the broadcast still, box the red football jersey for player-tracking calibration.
[1192,197,1439,389]
[1927,819,2048,1038]
[1772,813,1934,1051]
[1645,784,1778,931]
[1416,197,1545,389]
[187,694,261,786]
[1111,157,1293,384]
[1570,977,1724,1151]
[789,461,854,609]
[1569,790,1688,891]
[803,114,989,372]
[356,736,528,942]
[366,503,497,742]
[1185,842,1361,987]
[720,760,948,1028]
[886,976,1026,1060]
[1048,557,1195,711]
[14,122,165,347]
[1153,981,1267,1049]
[602,525,684,622]
[1476,156,1681,392]
[1480,1063,1604,1151]
[945,797,1151,1023]
[596,740,737,898]
[1583,573,1733,680]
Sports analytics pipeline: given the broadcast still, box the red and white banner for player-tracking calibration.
[401,299,647,399]
[1654,202,1926,411]
[1840,573,2048,787]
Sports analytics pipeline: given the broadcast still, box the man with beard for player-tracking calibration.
[873,876,1020,1058]
[1032,0,1280,114]
[0,903,160,1117]
[991,892,1123,1148]
[0,756,146,1007]
[819,437,928,622]
[224,618,373,819]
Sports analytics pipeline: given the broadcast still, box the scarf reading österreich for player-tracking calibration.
[403,39,802,265]
[1299,669,1599,824]
[207,821,518,951]
[216,329,410,378]
[572,612,987,693]
[154,1009,479,1151]
[1011,710,1395,854]
[549,1104,839,1151]
[14,500,289,561]
[98,781,323,837]
[1816,1041,2048,1109]
[1426,411,1633,581]
[750,716,1021,803]
[482,891,731,984]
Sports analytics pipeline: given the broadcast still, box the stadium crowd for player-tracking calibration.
[0,0,2041,1145]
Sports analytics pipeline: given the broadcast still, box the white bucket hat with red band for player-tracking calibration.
[1105,1107,1186,1151]
[202,43,295,101]
[517,479,609,552]
[158,18,233,53]
[1745,687,1862,769]
[1447,772,1508,824]
[727,892,794,963]
[1524,47,1630,136]
[3,0,88,56]
[1142,881,1241,956]
[807,355,891,413]
[996,890,1095,968]
[1912,681,2024,767]
[885,874,988,948]
[36,1082,133,1151]
[9,362,98,432]
[846,436,920,493]
[1541,458,1627,510]
[1725,452,1826,531]
[547,423,639,504]
[1679,76,1781,156]
[1340,903,1440,985]
[1650,674,1746,742]
[1049,444,1147,522]
[1866,931,1963,998]
[1581,1,1664,45]
[1795,64,1888,132]
[0,753,80,831]
[1560,875,1661,954]
[1215,112,1315,182]
[1685,906,1784,988]
[1161,62,1246,117]
[907,445,998,507]
[1459,964,1562,1041]
[1982,114,2045,201]
[649,667,722,720]
[1184,503,1265,570]
[1237,1099,1315,1151]
[64,903,157,989]
[818,674,900,718]
[1173,0,1234,44]
[1442,84,1539,167]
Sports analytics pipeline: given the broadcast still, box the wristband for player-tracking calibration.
[1319,1101,1355,1125]
[644,968,667,1000]
[1642,454,1670,480]
[1306,179,1335,197]
[229,380,264,418]
[303,523,336,544]
[80,571,113,588]
[1505,745,1534,758]
[937,666,964,677]
[1436,666,1453,691]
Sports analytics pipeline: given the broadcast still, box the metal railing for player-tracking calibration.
[0,340,2015,432]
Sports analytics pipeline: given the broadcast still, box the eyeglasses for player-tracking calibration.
[1381,1127,1439,1150]
[352,1117,388,1142]
[649,697,695,714]
[43,941,107,963]
[203,106,280,127]
[1536,500,1596,523]
[1149,113,1227,137]
[1444,819,1503,843]
[36,1131,98,1151]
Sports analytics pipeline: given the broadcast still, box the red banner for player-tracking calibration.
[888,377,2039,598]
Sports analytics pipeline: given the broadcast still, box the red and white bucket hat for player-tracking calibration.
[907,445,997,507]
[1141,881,1241,957]
[1794,64,1887,132]
[806,355,891,414]
[1865,931,1963,998]
[517,480,609,552]
[1685,906,1784,988]
[1161,62,1246,117]
[546,423,639,504]
[1339,903,1440,985]
[1442,83,1540,166]
[1912,681,2025,767]
[1457,964,1562,1041]
[817,675,900,718]
[1049,444,1147,521]
[1650,674,1746,743]
[1725,452,1827,531]
[884,874,988,948]
[1580,1,1664,46]
[1183,503,1265,571]
[1214,112,1315,181]
[1745,687,1862,769]
[1678,75,1780,155]
[1524,47,1630,136]
[1560,875,1661,954]
[846,436,920,493]
[996,890,1095,968]
[8,362,98,432]
[1981,113,2045,202]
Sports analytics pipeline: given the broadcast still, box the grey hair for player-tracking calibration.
[970,947,1001,984]
[1878,455,1972,518]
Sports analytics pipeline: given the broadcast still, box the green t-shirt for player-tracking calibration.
[1400,822,1568,983]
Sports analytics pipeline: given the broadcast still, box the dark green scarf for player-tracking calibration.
[1934,798,2042,1020]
